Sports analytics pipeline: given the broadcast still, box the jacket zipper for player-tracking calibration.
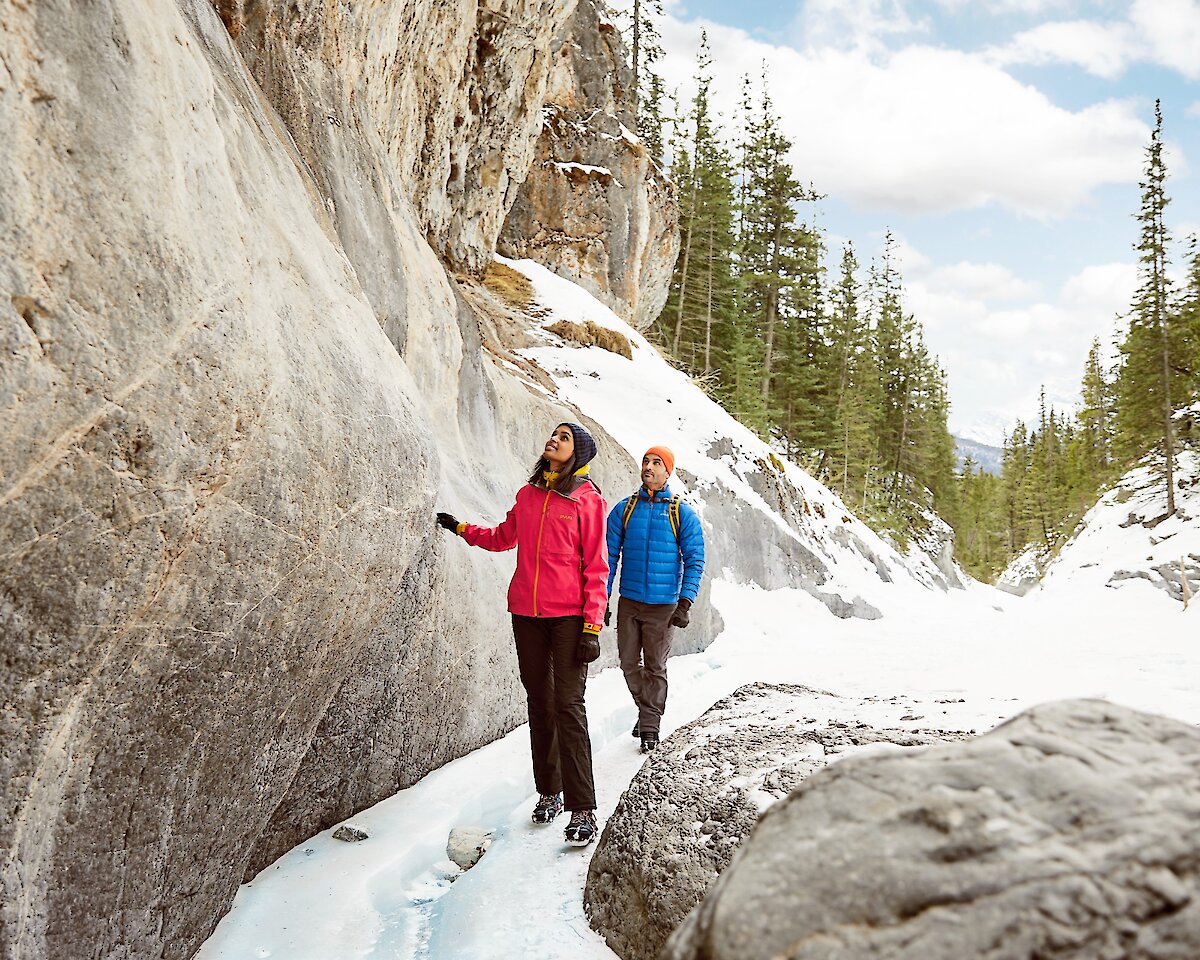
[532,487,551,615]
[642,489,657,586]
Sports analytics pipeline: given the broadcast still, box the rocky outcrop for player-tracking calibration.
[0,1,588,957]
[585,684,969,960]
[664,699,1200,960]
[497,0,678,328]
[214,0,577,278]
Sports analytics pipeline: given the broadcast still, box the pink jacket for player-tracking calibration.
[459,480,609,631]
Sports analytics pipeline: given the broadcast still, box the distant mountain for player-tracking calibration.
[954,435,1003,475]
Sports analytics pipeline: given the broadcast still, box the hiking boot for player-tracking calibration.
[632,720,641,738]
[564,810,598,846]
[531,793,563,824]
[640,734,659,754]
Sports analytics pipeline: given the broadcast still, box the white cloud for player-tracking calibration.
[989,0,1200,79]
[1130,0,1200,80]
[926,262,1040,301]
[903,258,1137,433]
[1060,262,1138,316]
[654,18,1147,219]
[792,0,929,53]
[988,20,1135,79]
[935,0,1078,12]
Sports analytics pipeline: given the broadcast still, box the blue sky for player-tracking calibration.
[617,0,1200,443]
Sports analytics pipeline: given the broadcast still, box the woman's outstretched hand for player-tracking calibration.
[436,512,460,532]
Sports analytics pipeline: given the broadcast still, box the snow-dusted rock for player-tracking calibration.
[446,826,493,871]
[584,683,968,960]
[498,0,678,328]
[1013,449,1200,604]
[664,699,1200,960]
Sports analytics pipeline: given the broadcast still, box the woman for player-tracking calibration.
[436,422,608,845]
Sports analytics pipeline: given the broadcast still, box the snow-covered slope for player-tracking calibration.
[1032,450,1200,605]
[504,256,963,617]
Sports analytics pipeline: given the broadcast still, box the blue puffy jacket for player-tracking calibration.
[606,484,705,605]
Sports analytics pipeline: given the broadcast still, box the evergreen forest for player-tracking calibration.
[636,32,959,550]
[624,13,1200,582]
[955,102,1200,580]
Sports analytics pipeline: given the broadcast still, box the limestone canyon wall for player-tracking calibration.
[0,0,648,957]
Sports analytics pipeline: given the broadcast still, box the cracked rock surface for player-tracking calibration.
[584,683,967,960]
[663,698,1200,960]
[497,0,678,329]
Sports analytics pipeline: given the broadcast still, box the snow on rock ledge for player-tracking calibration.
[664,698,1200,960]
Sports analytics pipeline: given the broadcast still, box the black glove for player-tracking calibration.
[670,597,692,628]
[436,512,460,532]
[604,604,611,627]
[578,631,600,664]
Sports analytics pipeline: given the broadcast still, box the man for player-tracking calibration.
[605,445,705,753]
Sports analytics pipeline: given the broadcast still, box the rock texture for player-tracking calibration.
[585,684,968,960]
[215,0,578,278]
[497,0,678,328]
[446,826,493,871]
[664,699,1200,960]
[0,1,588,957]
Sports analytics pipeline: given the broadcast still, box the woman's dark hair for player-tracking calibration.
[528,452,585,494]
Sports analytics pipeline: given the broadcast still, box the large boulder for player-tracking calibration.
[584,684,969,960]
[664,698,1200,960]
[497,0,678,329]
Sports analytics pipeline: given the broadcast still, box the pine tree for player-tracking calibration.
[657,34,740,394]
[641,71,667,166]
[1077,338,1115,480]
[822,243,881,497]
[1116,100,1185,512]
[627,0,664,115]
[737,75,819,436]
[1175,234,1200,403]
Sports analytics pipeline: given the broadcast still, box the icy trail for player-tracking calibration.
[197,576,1197,960]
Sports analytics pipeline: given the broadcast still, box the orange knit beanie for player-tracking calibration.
[644,445,675,476]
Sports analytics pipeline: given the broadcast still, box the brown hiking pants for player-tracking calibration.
[511,614,596,811]
[616,597,677,736]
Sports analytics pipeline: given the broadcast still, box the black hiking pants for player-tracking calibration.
[512,614,596,811]
[616,597,677,736]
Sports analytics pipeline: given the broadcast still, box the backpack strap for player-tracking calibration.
[624,492,684,551]
[621,493,638,530]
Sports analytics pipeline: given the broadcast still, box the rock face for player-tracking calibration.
[215,0,577,278]
[585,684,968,960]
[497,0,678,329]
[664,699,1200,960]
[0,1,586,957]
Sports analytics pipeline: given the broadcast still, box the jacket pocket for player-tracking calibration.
[543,552,585,608]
